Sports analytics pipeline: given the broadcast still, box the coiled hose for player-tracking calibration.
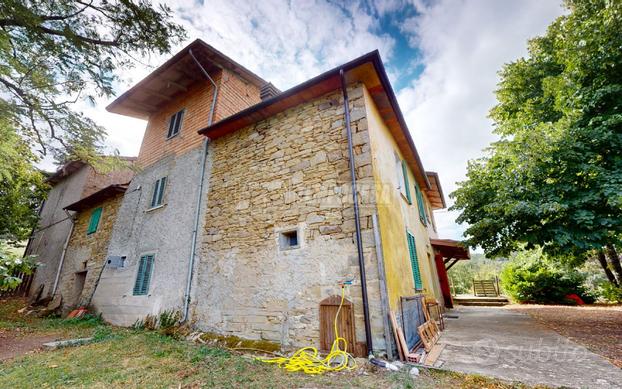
[258,286,357,374]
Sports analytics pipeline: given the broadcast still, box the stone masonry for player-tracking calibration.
[57,193,124,313]
[193,84,387,354]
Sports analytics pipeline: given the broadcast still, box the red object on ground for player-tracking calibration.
[565,294,585,305]
[67,307,88,318]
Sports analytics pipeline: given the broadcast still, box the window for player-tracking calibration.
[415,184,427,225]
[86,207,102,235]
[396,158,412,204]
[150,177,167,208]
[406,231,423,290]
[279,229,300,250]
[166,109,185,138]
[133,254,155,295]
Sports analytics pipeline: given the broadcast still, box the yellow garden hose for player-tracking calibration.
[258,286,357,374]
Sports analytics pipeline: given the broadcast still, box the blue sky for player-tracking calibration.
[76,0,565,241]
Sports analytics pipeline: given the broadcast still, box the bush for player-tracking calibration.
[0,241,37,291]
[500,250,592,304]
[599,282,622,303]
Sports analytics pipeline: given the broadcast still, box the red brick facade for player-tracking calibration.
[137,69,261,168]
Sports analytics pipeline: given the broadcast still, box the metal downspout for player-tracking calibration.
[340,68,373,355]
[51,210,75,296]
[182,49,218,322]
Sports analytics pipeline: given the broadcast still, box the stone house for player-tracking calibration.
[30,39,469,357]
[25,159,135,299]
[56,184,129,313]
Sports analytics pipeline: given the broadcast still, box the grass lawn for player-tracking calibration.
[1,298,538,388]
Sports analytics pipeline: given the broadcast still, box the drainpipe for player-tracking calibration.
[51,210,75,296]
[182,49,218,322]
[340,68,373,355]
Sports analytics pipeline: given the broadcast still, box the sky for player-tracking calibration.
[76,0,565,241]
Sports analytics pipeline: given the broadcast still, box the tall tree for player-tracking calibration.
[0,0,186,163]
[451,0,622,277]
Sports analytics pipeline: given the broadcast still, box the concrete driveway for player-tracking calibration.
[437,307,622,389]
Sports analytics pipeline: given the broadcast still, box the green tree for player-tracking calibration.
[0,118,47,242]
[0,0,186,163]
[451,0,622,282]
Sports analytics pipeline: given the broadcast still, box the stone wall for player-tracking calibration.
[194,84,387,354]
[57,193,124,312]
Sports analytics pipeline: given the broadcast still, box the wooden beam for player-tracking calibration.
[143,88,173,101]
[446,259,459,271]
[165,81,188,93]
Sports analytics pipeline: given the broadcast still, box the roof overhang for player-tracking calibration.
[425,172,446,209]
[198,50,431,190]
[106,39,268,120]
[64,184,128,212]
[47,161,87,185]
[431,238,470,260]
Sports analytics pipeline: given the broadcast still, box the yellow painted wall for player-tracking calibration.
[363,87,443,309]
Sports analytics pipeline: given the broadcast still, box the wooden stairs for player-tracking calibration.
[453,295,509,306]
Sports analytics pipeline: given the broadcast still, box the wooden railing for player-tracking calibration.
[472,278,499,297]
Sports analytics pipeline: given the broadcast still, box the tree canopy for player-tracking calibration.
[451,0,622,261]
[0,0,186,163]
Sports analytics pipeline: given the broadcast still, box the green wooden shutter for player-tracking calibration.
[401,160,412,204]
[87,207,102,235]
[407,232,423,290]
[133,254,155,296]
[150,177,167,208]
[156,177,167,206]
[415,184,427,225]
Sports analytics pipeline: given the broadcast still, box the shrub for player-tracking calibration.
[500,250,591,304]
[133,310,182,338]
[599,282,622,303]
[0,242,37,291]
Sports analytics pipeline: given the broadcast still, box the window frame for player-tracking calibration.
[406,230,423,291]
[133,254,155,296]
[166,109,185,139]
[396,158,412,204]
[415,183,427,226]
[86,206,103,235]
[149,177,167,209]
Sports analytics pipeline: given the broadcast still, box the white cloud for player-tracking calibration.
[396,0,564,240]
[70,0,396,164]
[63,0,565,243]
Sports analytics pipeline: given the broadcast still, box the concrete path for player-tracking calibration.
[437,307,622,389]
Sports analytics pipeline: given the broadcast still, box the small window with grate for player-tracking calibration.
[166,109,185,139]
[279,229,300,250]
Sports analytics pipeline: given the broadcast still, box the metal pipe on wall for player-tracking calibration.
[183,49,218,322]
[340,68,373,355]
[51,211,75,296]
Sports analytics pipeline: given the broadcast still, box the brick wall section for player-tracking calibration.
[195,85,386,352]
[214,68,262,121]
[82,164,135,198]
[137,69,261,168]
[57,193,124,312]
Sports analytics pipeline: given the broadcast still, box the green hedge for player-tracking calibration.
[500,252,594,304]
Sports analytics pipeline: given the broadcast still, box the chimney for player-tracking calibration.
[260,82,280,101]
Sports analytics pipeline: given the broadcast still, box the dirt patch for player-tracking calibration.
[0,329,58,361]
[508,304,622,368]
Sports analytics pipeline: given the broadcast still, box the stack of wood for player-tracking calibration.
[389,298,446,366]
